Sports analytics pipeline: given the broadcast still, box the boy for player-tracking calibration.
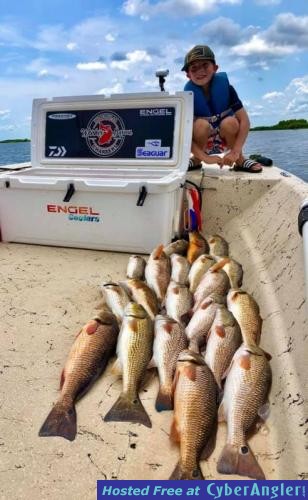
[182,45,262,172]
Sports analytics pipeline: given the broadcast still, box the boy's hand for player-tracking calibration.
[204,155,224,167]
[223,149,241,166]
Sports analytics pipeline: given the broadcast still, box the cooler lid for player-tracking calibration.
[31,92,193,172]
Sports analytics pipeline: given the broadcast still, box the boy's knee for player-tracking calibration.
[193,118,212,137]
[220,116,239,135]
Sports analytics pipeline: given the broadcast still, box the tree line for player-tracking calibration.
[251,119,308,131]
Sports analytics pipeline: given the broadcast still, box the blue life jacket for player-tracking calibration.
[184,72,234,124]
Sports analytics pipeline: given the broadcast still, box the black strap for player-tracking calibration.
[63,183,75,202]
[136,185,147,206]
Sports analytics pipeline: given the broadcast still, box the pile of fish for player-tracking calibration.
[39,231,272,481]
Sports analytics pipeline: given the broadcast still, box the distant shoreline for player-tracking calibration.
[250,118,308,131]
[0,139,30,143]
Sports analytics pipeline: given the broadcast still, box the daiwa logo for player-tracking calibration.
[47,204,101,222]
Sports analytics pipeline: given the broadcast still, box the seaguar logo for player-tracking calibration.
[136,138,170,158]
[80,111,133,157]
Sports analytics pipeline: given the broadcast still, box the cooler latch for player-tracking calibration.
[63,183,75,202]
[136,185,148,207]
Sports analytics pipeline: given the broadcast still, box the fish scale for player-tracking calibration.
[104,303,153,428]
[217,345,272,479]
[170,351,217,480]
[39,310,119,441]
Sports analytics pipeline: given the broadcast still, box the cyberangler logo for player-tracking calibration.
[80,111,133,157]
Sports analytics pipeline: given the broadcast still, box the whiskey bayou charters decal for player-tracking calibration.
[81,111,133,157]
[45,107,175,159]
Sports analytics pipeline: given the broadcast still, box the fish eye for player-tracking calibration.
[240,446,249,454]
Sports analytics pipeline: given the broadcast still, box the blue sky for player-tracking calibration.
[0,0,307,139]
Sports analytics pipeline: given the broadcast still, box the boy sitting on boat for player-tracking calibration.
[182,45,262,173]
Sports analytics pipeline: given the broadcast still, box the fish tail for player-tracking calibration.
[39,398,76,442]
[104,393,152,428]
[169,461,204,480]
[155,386,173,412]
[217,443,265,480]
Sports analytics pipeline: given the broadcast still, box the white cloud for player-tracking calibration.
[105,33,116,42]
[122,0,241,19]
[231,34,296,58]
[110,50,151,70]
[97,82,124,95]
[0,109,11,118]
[262,91,284,100]
[76,61,108,71]
[66,42,77,51]
[254,0,281,4]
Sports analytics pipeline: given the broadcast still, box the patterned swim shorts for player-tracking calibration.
[205,128,227,155]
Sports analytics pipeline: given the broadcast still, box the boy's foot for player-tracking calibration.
[188,158,203,171]
[233,159,263,173]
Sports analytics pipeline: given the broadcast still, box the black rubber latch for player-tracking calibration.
[63,183,75,202]
[136,186,147,206]
[5,181,10,188]
[298,203,308,236]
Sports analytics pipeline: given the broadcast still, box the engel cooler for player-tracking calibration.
[0,91,193,253]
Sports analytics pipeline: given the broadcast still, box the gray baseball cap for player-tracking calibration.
[182,45,216,71]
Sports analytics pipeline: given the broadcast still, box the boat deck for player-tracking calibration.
[1,165,307,499]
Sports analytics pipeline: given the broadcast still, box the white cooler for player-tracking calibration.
[0,92,193,253]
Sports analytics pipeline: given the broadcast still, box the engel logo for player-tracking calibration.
[48,113,76,120]
[140,108,172,116]
[47,204,100,222]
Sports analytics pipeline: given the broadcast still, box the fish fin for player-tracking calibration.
[169,461,204,480]
[200,419,217,460]
[59,368,65,390]
[180,312,191,326]
[209,258,230,273]
[104,393,152,428]
[217,444,265,480]
[155,386,173,412]
[170,416,181,443]
[75,329,83,338]
[200,298,213,309]
[39,400,76,441]
[153,244,164,260]
[239,353,251,370]
[147,357,156,369]
[264,350,272,361]
[258,402,271,421]
[183,364,197,381]
[215,325,226,338]
[163,323,173,334]
[118,280,133,298]
[218,401,226,422]
[171,367,180,396]
[111,358,123,376]
[85,320,98,335]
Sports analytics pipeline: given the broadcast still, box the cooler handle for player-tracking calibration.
[63,183,75,202]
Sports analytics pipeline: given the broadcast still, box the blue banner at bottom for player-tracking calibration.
[97,480,306,500]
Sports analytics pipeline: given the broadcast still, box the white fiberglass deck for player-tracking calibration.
[1,164,307,500]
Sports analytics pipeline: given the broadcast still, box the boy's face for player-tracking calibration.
[187,60,218,86]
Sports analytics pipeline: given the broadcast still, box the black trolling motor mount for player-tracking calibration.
[155,69,169,92]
